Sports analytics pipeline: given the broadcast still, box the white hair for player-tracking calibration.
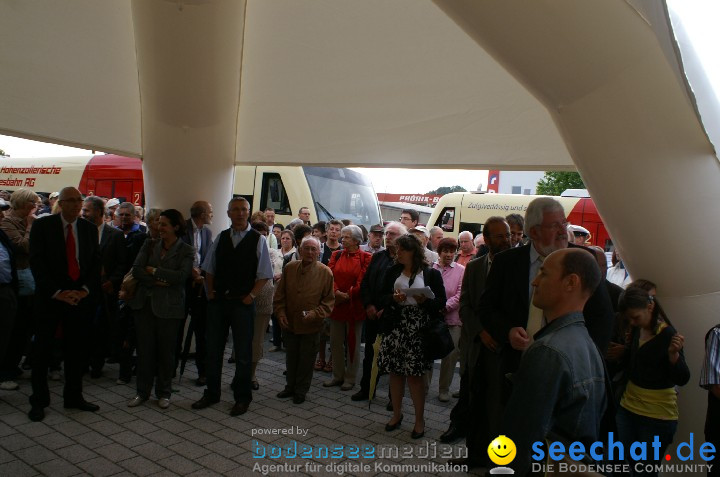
[524,197,564,231]
[341,224,364,244]
[458,231,473,241]
[384,221,407,235]
[300,236,321,249]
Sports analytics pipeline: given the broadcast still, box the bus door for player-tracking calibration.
[93,180,114,198]
[113,181,133,203]
[257,171,293,223]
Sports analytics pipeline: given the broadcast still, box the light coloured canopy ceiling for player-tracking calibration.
[1,0,577,170]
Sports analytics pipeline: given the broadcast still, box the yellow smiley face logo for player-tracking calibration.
[487,435,516,466]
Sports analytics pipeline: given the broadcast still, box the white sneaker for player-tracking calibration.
[158,398,170,409]
[0,381,19,391]
[438,392,450,402]
[49,371,61,381]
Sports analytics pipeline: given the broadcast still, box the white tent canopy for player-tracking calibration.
[0,0,573,169]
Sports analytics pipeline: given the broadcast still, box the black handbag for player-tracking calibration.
[420,318,454,361]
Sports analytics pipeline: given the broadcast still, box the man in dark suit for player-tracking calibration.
[472,197,613,464]
[81,196,126,377]
[0,227,19,391]
[28,187,101,422]
[180,200,213,385]
[443,217,511,467]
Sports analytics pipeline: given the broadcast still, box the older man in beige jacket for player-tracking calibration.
[273,236,334,404]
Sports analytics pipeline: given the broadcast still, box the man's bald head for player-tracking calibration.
[589,246,608,277]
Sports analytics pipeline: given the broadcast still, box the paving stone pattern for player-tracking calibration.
[0,338,481,476]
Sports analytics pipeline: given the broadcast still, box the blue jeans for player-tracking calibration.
[616,406,677,476]
[205,300,255,403]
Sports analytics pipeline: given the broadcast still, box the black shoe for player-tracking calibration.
[351,390,369,402]
[384,415,403,432]
[192,393,219,410]
[276,389,293,399]
[439,424,465,443]
[195,376,207,387]
[28,406,45,422]
[251,381,259,391]
[411,428,425,439]
[64,400,100,412]
[292,395,305,405]
[230,402,249,416]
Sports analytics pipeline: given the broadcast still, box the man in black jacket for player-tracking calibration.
[461,197,613,468]
[352,221,407,402]
[28,187,101,422]
[180,201,213,385]
[81,196,126,377]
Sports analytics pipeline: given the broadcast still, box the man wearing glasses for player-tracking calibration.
[458,197,613,470]
[353,221,407,402]
[27,187,101,422]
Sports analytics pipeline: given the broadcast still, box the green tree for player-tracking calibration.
[536,172,585,196]
[426,185,467,195]
[0,148,7,157]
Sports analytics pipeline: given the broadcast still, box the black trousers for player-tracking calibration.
[358,318,382,393]
[186,288,208,377]
[448,370,469,431]
[0,288,21,380]
[30,297,92,407]
[466,345,509,464]
[0,286,18,379]
[90,293,118,372]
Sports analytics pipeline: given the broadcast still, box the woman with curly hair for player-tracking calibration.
[377,234,446,439]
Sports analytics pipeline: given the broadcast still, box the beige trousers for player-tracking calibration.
[329,320,363,385]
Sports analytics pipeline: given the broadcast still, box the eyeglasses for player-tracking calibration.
[538,221,569,232]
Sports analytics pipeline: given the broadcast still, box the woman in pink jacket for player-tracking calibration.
[432,237,465,402]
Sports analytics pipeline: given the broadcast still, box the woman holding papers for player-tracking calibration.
[377,234,446,439]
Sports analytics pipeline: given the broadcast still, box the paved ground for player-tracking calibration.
[0,336,482,476]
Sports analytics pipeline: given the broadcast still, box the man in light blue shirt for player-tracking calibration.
[193,197,272,417]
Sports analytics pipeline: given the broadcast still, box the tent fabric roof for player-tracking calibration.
[1,0,574,170]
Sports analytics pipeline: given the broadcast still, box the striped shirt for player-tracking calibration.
[700,326,720,389]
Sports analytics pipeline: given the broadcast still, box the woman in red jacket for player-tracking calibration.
[324,225,372,391]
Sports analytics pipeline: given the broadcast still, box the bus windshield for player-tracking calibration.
[303,167,382,230]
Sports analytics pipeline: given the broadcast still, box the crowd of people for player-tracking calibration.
[0,188,718,475]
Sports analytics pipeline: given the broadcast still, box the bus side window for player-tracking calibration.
[232,194,254,210]
[260,173,291,215]
[459,222,482,238]
[435,207,456,232]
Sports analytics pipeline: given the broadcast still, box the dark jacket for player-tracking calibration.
[478,242,614,374]
[128,238,194,319]
[379,263,447,333]
[360,249,394,309]
[29,214,100,299]
[99,223,126,293]
[627,324,690,390]
[0,228,18,290]
[181,218,213,267]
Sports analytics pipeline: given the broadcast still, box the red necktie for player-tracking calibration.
[66,223,80,281]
